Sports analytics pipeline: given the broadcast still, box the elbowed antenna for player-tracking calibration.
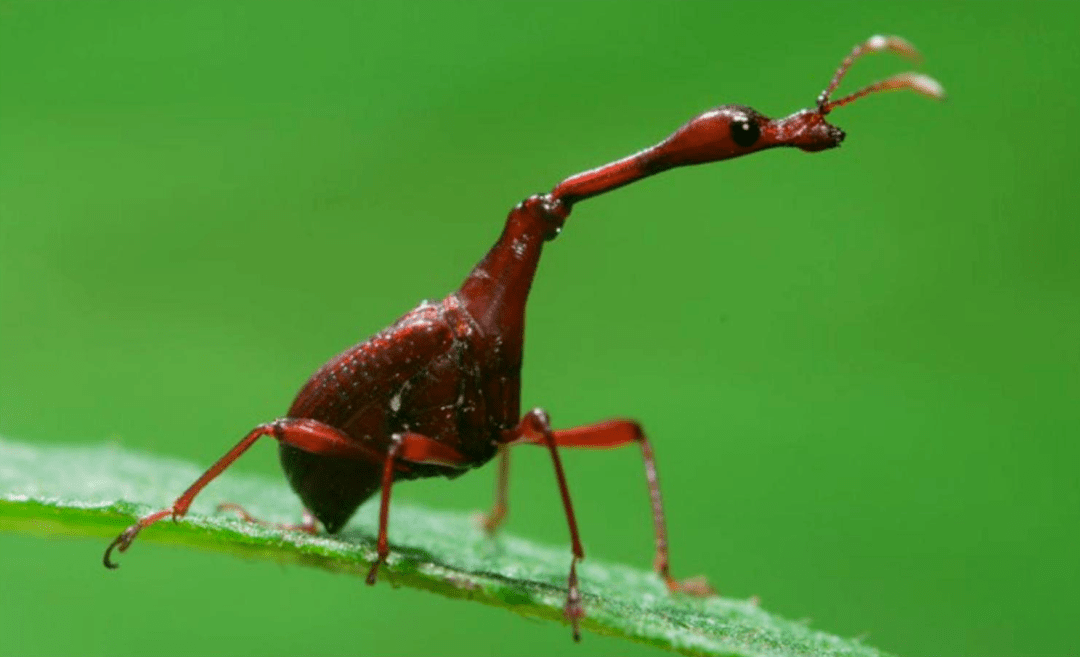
[817,35,947,114]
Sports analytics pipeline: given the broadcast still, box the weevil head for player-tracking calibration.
[653,103,845,169]
[653,36,942,170]
[717,34,945,158]
[763,108,846,152]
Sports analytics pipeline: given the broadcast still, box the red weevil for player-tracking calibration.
[104,36,943,640]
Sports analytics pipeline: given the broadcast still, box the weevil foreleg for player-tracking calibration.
[546,419,714,596]
[491,414,714,629]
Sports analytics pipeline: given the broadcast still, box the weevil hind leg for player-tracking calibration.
[103,417,391,569]
[216,503,320,535]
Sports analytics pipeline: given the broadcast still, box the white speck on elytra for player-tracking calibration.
[390,392,402,413]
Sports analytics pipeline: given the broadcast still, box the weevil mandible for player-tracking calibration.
[104,36,943,640]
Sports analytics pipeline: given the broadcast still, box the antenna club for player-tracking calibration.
[867,34,889,50]
[866,35,923,63]
[906,73,947,101]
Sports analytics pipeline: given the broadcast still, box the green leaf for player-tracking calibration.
[0,437,888,657]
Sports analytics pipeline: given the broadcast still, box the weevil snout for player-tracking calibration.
[763,108,846,153]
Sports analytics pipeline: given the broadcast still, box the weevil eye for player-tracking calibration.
[730,117,760,148]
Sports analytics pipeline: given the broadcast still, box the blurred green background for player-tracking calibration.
[2,2,1077,656]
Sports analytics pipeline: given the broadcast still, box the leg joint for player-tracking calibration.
[522,407,553,437]
[264,419,288,441]
[623,420,646,443]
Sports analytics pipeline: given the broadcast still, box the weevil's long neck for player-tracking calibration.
[454,139,665,365]
[457,198,559,360]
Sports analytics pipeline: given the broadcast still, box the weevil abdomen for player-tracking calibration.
[279,297,505,530]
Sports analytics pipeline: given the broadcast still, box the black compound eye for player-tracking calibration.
[731,117,760,147]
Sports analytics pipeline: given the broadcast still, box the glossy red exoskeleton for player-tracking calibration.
[104,36,943,640]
